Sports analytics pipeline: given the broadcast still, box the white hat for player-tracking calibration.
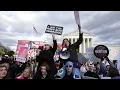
[105,62,110,66]
[45,40,52,46]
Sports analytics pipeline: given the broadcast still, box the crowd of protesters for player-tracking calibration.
[0,28,120,79]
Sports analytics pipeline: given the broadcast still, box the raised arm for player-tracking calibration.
[73,25,83,49]
[52,34,57,54]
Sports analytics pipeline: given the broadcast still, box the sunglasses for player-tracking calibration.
[66,65,72,68]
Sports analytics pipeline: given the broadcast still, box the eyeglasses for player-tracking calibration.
[66,65,72,68]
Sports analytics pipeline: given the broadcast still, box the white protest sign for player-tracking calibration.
[45,25,63,35]
[16,57,26,63]
[74,11,80,26]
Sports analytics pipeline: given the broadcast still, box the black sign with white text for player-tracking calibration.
[94,45,109,59]
[45,25,63,35]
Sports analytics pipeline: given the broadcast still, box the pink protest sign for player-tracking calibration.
[16,46,28,63]
[16,40,30,51]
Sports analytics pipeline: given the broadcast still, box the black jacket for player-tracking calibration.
[66,33,83,62]
[34,70,54,79]
[9,62,27,79]
[84,71,100,79]
[63,72,74,80]
[36,40,57,75]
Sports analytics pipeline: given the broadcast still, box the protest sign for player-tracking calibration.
[16,46,28,63]
[74,11,80,26]
[16,40,30,51]
[94,45,109,59]
[45,25,63,35]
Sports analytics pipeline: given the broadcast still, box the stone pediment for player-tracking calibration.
[63,30,93,37]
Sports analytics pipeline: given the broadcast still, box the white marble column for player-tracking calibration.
[83,38,85,53]
[87,38,90,48]
[75,38,77,42]
[71,38,73,44]
[79,44,82,53]
[91,38,93,47]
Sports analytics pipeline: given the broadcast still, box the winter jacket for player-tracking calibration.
[34,70,54,79]
[65,33,83,62]
[84,71,100,79]
[63,73,74,80]
[9,62,27,79]
[36,40,57,76]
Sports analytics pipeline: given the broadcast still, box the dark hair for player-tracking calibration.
[0,65,7,69]
[0,59,10,65]
[0,65,8,79]
[62,38,71,46]
[113,60,117,65]
[40,62,49,71]
[108,67,119,78]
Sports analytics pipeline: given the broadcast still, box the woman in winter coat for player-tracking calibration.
[16,67,32,79]
[36,34,57,77]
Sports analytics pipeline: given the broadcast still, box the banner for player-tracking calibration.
[45,25,63,35]
[16,40,30,51]
[74,11,80,26]
[16,46,28,63]
[28,41,45,50]
[54,43,62,61]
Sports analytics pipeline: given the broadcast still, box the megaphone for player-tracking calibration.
[60,48,70,60]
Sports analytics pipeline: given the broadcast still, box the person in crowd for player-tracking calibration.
[10,62,27,79]
[95,62,101,75]
[0,65,9,79]
[63,61,74,79]
[84,63,100,79]
[55,60,63,70]
[113,60,117,68]
[30,59,36,76]
[106,63,110,76]
[34,62,53,79]
[0,59,12,79]
[108,67,120,79]
[36,34,57,77]
[60,25,83,79]
[61,25,83,63]
[80,63,87,77]
[16,67,32,79]
[0,58,28,79]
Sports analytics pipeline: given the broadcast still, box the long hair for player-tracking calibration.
[16,67,32,79]
[0,65,9,79]
[40,62,50,72]
[62,38,71,47]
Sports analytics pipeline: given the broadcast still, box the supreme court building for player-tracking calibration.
[63,30,120,60]
[63,30,94,53]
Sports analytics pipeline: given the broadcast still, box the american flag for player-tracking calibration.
[33,26,38,33]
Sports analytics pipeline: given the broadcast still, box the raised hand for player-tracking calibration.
[52,34,55,40]
[78,25,82,33]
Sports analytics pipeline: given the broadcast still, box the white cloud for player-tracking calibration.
[0,11,120,51]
